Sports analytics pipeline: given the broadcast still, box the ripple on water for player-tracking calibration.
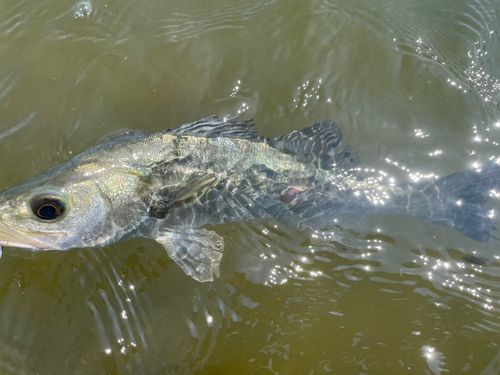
[156,0,278,42]
[0,0,499,372]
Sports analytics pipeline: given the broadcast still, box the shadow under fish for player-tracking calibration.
[0,115,498,282]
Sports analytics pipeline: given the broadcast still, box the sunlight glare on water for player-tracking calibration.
[0,0,499,373]
[74,1,92,19]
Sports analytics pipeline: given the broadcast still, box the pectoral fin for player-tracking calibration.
[150,173,220,217]
[172,173,219,203]
[155,228,224,282]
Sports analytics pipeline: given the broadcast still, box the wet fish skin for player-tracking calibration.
[0,115,497,282]
[0,121,256,248]
[0,145,153,250]
[0,116,336,281]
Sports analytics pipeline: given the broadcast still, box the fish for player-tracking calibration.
[0,115,498,282]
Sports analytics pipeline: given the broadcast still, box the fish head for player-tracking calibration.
[0,163,124,250]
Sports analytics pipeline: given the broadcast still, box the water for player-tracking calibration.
[0,0,499,373]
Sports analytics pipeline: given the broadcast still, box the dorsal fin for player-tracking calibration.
[267,120,360,170]
[166,115,263,142]
[267,120,343,155]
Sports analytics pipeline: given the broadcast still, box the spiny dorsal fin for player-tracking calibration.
[166,115,263,142]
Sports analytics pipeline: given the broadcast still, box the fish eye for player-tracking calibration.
[31,194,66,221]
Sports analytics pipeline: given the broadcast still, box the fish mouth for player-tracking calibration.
[0,221,62,250]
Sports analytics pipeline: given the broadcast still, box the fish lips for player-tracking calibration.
[0,221,62,250]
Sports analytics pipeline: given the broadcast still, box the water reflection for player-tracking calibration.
[1,211,500,373]
[0,0,499,372]
[0,243,235,373]
[74,1,92,19]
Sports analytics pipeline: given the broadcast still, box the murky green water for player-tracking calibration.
[0,0,499,373]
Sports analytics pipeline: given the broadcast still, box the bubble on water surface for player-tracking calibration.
[74,1,92,19]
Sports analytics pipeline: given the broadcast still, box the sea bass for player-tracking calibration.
[0,116,498,282]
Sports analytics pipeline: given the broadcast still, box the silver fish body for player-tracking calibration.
[0,116,498,282]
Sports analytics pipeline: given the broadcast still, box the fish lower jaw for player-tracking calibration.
[0,240,39,250]
[0,227,63,250]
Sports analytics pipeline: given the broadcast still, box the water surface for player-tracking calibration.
[0,0,499,373]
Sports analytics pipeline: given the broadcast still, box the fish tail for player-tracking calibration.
[427,161,500,242]
[279,162,500,243]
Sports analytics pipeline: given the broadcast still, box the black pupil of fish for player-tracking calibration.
[32,198,65,220]
[38,204,57,219]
